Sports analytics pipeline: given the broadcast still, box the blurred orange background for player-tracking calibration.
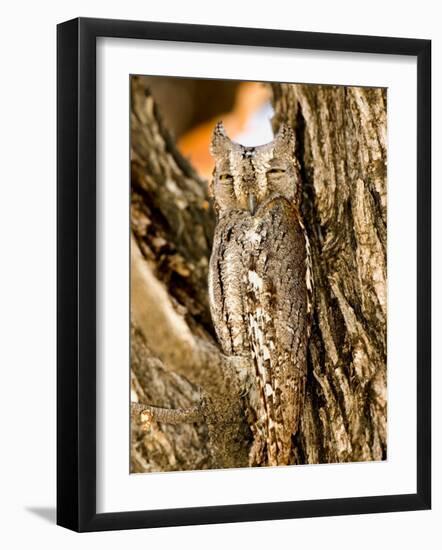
[135,77,274,179]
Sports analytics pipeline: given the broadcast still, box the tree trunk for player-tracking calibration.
[130,77,387,471]
[273,84,387,464]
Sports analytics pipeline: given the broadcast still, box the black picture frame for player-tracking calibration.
[57,17,431,532]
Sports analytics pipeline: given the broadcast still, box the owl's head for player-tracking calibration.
[209,122,299,216]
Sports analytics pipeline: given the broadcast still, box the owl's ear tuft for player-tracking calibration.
[210,121,231,157]
[275,123,295,155]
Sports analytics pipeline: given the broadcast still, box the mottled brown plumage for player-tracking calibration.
[208,122,311,466]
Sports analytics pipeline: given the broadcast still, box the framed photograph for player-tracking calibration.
[57,17,431,532]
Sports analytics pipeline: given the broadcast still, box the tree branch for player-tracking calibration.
[131,401,203,425]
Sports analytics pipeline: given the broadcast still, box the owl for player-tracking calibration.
[208,122,311,467]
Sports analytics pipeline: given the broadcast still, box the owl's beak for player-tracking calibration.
[248,193,257,215]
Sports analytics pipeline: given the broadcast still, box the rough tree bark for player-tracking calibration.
[130,77,387,472]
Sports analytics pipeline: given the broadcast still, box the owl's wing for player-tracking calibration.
[244,198,308,466]
[208,211,252,357]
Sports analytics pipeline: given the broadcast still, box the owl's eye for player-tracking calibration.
[219,174,234,182]
[267,168,286,176]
